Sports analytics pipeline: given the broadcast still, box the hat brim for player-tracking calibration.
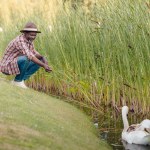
[20,30,41,33]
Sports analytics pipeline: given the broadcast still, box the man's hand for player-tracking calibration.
[43,64,52,73]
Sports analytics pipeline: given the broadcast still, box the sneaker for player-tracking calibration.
[11,80,28,89]
[21,81,28,89]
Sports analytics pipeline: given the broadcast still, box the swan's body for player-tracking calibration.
[122,106,150,145]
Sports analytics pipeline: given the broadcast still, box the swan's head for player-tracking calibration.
[122,106,129,116]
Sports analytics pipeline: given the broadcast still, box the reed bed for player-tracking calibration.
[0,0,150,120]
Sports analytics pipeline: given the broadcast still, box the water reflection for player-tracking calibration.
[122,140,150,150]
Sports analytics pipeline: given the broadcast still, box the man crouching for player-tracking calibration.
[0,22,52,89]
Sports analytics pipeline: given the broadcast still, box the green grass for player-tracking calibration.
[0,79,111,150]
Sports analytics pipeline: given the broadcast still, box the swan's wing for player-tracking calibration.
[128,131,150,145]
[127,124,140,132]
[140,119,150,128]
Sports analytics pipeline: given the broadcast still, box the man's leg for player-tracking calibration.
[13,56,42,88]
[23,61,40,80]
[14,56,30,81]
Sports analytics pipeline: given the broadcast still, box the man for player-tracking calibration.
[0,22,52,89]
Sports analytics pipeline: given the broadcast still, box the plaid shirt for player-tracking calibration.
[0,34,39,75]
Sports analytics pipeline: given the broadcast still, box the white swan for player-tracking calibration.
[122,106,150,145]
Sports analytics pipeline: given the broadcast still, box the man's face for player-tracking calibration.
[25,32,37,41]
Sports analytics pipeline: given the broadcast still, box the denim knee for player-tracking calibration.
[17,56,30,64]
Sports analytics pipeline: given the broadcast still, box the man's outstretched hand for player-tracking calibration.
[43,64,52,73]
[41,56,52,72]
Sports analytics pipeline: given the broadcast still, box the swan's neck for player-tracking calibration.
[122,112,129,131]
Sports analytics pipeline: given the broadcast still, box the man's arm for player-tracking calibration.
[30,44,50,71]
[34,53,48,65]
[31,56,52,72]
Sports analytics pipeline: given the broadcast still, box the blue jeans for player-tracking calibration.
[14,56,40,82]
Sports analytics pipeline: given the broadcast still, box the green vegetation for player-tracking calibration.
[0,0,150,119]
[0,79,110,150]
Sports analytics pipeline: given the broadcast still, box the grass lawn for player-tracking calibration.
[0,79,111,150]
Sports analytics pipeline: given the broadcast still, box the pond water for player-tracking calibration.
[91,108,150,150]
[100,128,150,150]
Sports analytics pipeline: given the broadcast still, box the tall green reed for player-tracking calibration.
[38,0,150,115]
[0,0,150,118]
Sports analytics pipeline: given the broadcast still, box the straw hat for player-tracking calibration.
[20,22,41,33]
